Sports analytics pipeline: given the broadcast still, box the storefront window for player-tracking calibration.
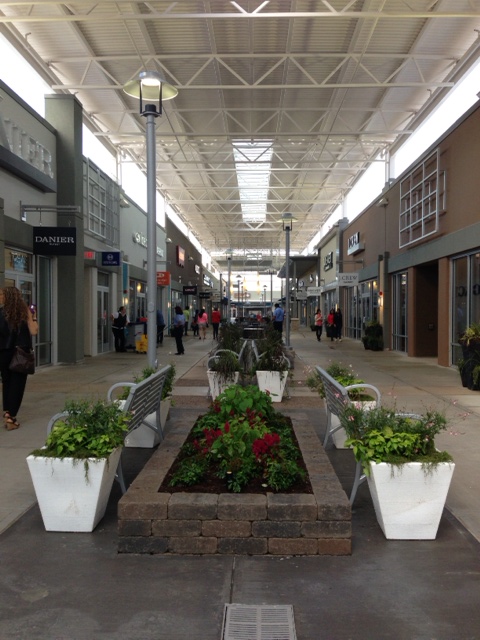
[392,272,408,352]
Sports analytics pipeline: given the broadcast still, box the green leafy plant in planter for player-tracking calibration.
[167,385,306,492]
[340,404,452,475]
[254,324,290,373]
[208,350,241,383]
[362,321,384,351]
[118,363,176,402]
[458,323,480,390]
[31,398,128,468]
[218,321,244,353]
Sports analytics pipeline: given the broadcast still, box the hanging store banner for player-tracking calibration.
[156,271,171,286]
[199,291,211,299]
[307,286,323,296]
[183,285,197,295]
[101,251,121,266]
[338,272,359,286]
[33,227,76,255]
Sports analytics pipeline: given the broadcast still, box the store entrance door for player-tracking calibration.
[97,286,110,354]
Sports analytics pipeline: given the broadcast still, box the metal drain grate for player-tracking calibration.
[222,604,297,640]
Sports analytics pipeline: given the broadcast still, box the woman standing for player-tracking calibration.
[0,287,38,430]
[314,308,323,341]
[111,306,127,352]
[327,308,335,342]
[197,308,209,340]
[172,305,185,355]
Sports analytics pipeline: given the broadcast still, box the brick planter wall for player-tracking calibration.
[118,411,352,555]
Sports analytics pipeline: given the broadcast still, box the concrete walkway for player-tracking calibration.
[1,330,480,639]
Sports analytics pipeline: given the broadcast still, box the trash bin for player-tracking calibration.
[291,318,299,332]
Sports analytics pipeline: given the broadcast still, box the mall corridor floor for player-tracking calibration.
[1,330,479,639]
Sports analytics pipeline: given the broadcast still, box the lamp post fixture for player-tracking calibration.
[123,71,177,369]
[236,275,242,319]
[226,249,233,321]
[281,213,296,348]
[263,285,267,316]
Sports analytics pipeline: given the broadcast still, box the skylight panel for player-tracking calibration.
[233,140,273,224]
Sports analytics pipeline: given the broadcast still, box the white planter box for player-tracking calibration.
[367,461,455,540]
[207,370,240,400]
[124,420,160,448]
[26,447,122,532]
[331,400,377,449]
[160,395,172,431]
[256,371,288,403]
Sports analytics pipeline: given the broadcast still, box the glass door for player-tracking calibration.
[97,286,110,353]
[392,272,408,352]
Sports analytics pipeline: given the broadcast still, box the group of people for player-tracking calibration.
[314,307,343,342]
[171,306,222,356]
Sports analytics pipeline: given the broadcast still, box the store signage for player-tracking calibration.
[33,226,76,256]
[203,275,213,287]
[199,291,211,299]
[0,111,54,179]
[347,231,364,255]
[176,245,185,267]
[307,286,323,296]
[338,272,359,286]
[84,250,95,260]
[156,271,171,286]
[183,285,197,295]
[194,264,201,274]
[324,251,334,271]
[101,251,120,266]
[296,292,307,300]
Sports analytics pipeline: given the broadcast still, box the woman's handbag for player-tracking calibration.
[9,346,35,375]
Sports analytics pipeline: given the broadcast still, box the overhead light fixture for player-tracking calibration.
[377,197,389,207]
[166,237,172,244]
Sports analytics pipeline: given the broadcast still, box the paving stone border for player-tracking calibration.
[118,410,352,555]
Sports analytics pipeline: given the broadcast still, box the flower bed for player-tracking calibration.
[118,399,352,556]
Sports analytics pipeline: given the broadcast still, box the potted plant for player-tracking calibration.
[306,362,377,448]
[26,398,128,532]
[253,325,290,402]
[362,321,384,351]
[458,323,480,390]
[207,350,241,399]
[340,404,455,539]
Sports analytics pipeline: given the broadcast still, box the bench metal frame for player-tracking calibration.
[315,366,381,505]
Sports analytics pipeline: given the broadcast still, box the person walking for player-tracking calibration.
[111,306,127,352]
[197,308,209,340]
[211,306,221,340]
[183,306,190,336]
[172,305,185,355]
[156,308,165,345]
[191,309,199,337]
[334,307,343,342]
[0,286,38,430]
[314,308,323,341]
[273,303,285,334]
[327,308,335,342]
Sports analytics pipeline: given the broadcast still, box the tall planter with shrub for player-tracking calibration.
[458,323,480,390]
[362,321,384,351]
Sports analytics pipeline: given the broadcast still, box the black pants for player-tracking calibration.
[173,326,184,354]
[212,323,219,340]
[0,349,28,417]
[273,321,283,333]
[157,327,164,344]
[112,328,126,352]
[316,325,323,341]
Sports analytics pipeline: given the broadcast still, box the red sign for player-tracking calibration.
[156,271,171,286]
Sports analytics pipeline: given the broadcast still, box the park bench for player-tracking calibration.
[47,364,172,494]
[315,366,381,505]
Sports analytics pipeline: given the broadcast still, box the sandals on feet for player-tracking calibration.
[4,412,20,430]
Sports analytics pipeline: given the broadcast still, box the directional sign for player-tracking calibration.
[307,286,323,296]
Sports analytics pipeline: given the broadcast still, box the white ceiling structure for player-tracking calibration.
[1,1,480,274]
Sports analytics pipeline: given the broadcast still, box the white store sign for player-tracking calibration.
[338,273,359,286]
[307,286,323,296]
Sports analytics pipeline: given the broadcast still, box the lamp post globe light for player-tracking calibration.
[123,71,178,369]
[281,213,296,349]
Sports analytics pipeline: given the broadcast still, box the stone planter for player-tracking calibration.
[118,412,352,556]
[256,371,288,403]
[367,460,455,540]
[207,370,240,400]
[27,447,122,532]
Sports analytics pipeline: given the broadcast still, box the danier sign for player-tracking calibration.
[33,227,76,256]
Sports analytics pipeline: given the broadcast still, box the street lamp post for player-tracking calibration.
[281,213,296,349]
[236,275,242,319]
[123,71,177,369]
[226,249,233,320]
[263,285,267,316]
